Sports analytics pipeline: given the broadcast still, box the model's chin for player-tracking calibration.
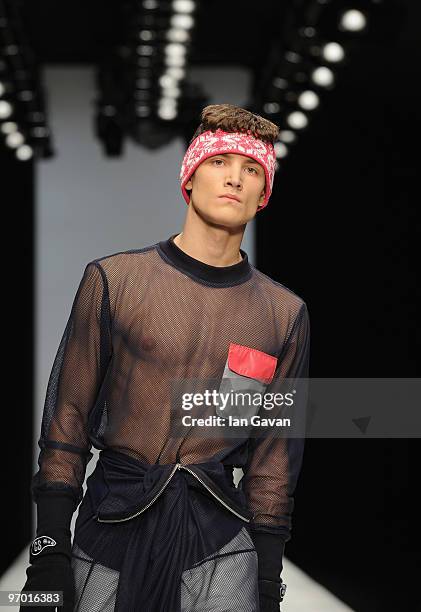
[210,204,244,219]
[214,198,245,215]
[191,198,248,224]
[200,205,245,227]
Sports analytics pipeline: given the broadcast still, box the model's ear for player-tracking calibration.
[185,176,193,190]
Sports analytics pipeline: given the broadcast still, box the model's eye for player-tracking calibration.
[212,159,257,174]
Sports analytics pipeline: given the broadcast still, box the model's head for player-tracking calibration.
[180,104,279,228]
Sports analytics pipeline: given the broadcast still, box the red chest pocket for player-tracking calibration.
[227,343,277,385]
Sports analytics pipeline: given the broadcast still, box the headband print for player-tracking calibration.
[179,128,276,210]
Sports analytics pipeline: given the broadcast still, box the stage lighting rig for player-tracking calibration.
[249,0,405,169]
[0,0,53,161]
[94,0,208,155]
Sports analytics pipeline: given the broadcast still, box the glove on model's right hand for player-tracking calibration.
[21,554,75,612]
[20,492,76,612]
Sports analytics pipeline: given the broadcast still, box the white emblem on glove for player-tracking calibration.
[30,535,57,555]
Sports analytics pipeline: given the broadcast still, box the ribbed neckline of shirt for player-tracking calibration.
[157,233,253,286]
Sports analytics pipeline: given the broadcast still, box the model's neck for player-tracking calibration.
[157,233,252,286]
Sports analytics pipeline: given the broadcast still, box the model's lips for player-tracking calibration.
[218,194,241,203]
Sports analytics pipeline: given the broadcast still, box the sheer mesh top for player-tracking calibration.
[32,233,310,538]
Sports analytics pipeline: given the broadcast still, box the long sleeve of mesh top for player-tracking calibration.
[242,302,310,541]
[32,262,113,507]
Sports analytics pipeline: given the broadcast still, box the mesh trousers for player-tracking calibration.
[71,526,259,611]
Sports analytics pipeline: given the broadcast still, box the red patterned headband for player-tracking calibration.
[179,128,276,211]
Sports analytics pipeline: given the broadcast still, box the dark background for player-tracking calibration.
[257,5,419,609]
[2,1,419,610]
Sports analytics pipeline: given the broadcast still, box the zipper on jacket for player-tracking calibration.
[96,461,182,523]
[178,465,251,523]
[97,462,252,524]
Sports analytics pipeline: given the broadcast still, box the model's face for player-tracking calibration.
[184,153,266,226]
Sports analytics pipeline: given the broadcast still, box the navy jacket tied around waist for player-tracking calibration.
[73,448,254,611]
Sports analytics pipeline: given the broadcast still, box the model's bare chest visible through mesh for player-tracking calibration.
[34,235,309,542]
[103,249,286,465]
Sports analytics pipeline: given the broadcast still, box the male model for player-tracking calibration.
[22,103,310,611]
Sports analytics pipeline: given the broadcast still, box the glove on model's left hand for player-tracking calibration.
[251,531,287,611]
[258,578,287,611]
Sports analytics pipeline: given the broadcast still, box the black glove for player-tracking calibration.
[20,492,76,612]
[21,554,75,612]
[258,578,287,611]
[250,530,287,611]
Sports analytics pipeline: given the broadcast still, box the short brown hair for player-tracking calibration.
[189,103,280,144]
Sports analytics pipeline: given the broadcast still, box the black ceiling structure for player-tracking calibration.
[1,0,408,158]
